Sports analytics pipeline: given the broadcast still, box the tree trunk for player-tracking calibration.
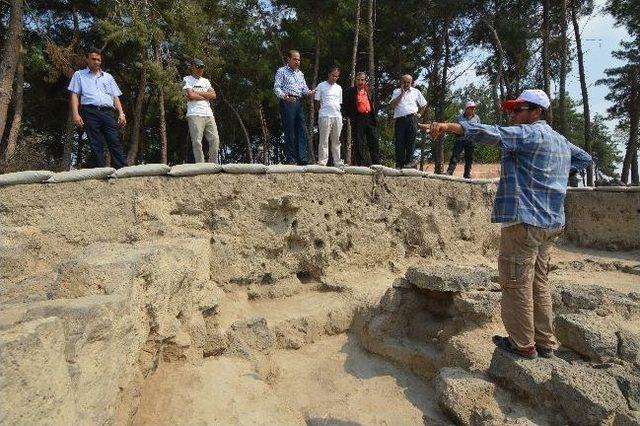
[220,96,253,163]
[621,94,639,184]
[307,26,320,164]
[542,0,553,126]
[0,0,24,140]
[346,0,362,165]
[482,16,505,124]
[127,63,147,165]
[153,42,168,164]
[571,0,593,185]
[367,0,375,104]
[259,105,270,164]
[558,0,568,136]
[434,19,451,174]
[3,42,24,170]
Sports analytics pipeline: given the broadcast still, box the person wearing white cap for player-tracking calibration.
[183,59,220,163]
[446,100,480,178]
[422,89,592,360]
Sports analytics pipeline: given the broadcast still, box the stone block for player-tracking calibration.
[604,364,640,411]
[435,367,503,425]
[405,265,497,292]
[551,364,627,425]
[617,329,640,363]
[555,312,619,361]
[452,291,501,324]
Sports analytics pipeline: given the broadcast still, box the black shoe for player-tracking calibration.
[492,335,537,359]
[537,346,555,358]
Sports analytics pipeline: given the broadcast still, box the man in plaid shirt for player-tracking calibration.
[423,89,592,359]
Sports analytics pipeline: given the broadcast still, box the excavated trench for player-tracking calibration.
[1,172,639,425]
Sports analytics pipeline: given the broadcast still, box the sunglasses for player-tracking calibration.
[509,106,533,114]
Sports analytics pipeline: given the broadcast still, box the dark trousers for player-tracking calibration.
[447,139,475,178]
[279,99,308,165]
[353,113,380,166]
[81,106,127,168]
[394,114,418,168]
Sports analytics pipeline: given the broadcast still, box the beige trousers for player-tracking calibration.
[188,115,220,163]
[498,223,563,351]
[317,116,343,166]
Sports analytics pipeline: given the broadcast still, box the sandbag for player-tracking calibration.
[266,164,306,174]
[304,165,344,174]
[342,166,375,175]
[222,163,267,174]
[371,165,401,177]
[47,167,115,183]
[112,164,171,178]
[0,170,54,187]
[401,168,425,177]
[169,163,222,177]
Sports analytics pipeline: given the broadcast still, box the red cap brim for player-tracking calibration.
[500,99,527,110]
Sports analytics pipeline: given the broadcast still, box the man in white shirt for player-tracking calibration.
[389,74,428,168]
[314,67,344,167]
[183,59,220,163]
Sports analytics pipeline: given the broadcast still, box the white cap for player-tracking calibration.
[502,89,550,110]
[465,100,476,108]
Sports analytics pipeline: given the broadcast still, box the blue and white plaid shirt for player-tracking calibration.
[460,120,592,229]
[273,65,311,99]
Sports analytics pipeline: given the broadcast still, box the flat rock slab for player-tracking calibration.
[488,348,560,401]
[551,364,627,425]
[405,265,498,292]
[554,312,619,361]
[342,166,374,175]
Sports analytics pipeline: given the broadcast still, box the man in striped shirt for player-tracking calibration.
[274,50,315,165]
[423,89,592,360]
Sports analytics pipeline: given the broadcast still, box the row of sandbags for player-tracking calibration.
[8,162,620,189]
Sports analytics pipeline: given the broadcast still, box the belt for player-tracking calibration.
[82,104,114,111]
[286,94,302,99]
[397,113,417,119]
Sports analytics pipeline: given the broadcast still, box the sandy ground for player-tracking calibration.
[133,334,446,425]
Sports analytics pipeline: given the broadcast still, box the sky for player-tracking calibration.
[451,0,631,130]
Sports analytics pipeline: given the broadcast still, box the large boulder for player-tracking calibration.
[405,265,498,292]
[551,364,628,425]
[488,348,559,403]
[435,367,503,425]
[553,284,640,319]
[554,312,619,361]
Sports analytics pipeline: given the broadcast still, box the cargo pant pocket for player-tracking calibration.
[498,255,533,289]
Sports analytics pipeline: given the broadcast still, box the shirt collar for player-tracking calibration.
[286,65,299,73]
[84,67,104,76]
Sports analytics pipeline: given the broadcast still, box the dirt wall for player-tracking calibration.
[564,188,640,250]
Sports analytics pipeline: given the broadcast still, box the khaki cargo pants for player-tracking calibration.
[498,223,564,351]
[188,115,220,163]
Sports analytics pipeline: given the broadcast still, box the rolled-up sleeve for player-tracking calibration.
[568,142,592,173]
[109,76,122,97]
[273,68,285,99]
[68,72,81,94]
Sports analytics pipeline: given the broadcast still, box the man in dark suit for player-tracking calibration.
[343,72,380,166]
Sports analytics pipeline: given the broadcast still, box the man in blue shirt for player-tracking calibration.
[274,50,315,165]
[422,89,592,359]
[68,48,128,168]
[446,100,480,178]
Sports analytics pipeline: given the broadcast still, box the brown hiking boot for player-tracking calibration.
[492,335,538,359]
[537,346,555,358]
